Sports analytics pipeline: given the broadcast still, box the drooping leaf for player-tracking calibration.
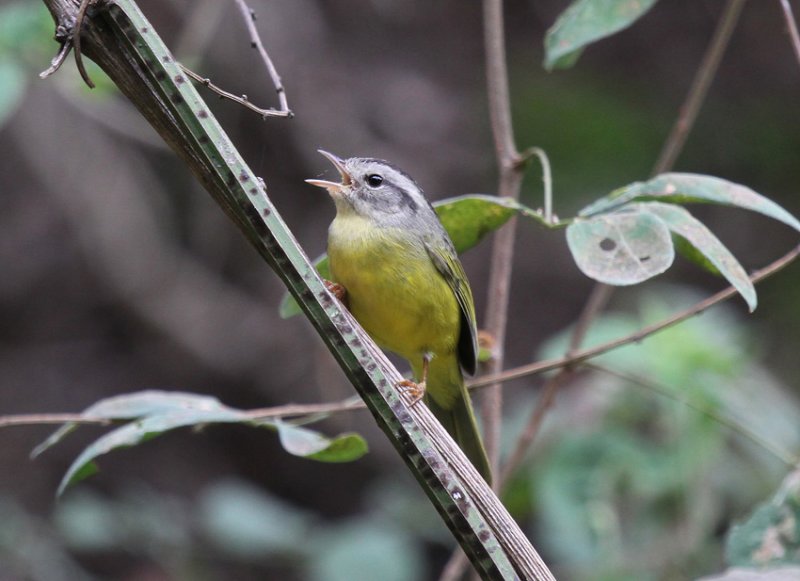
[34,391,368,495]
[57,407,244,496]
[279,195,543,318]
[581,174,800,233]
[276,422,368,463]
[544,0,659,70]
[726,470,800,568]
[566,205,674,285]
[643,202,756,311]
[33,390,235,457]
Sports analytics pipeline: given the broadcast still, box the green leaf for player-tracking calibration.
[36,391,368,495]
[276,423,368,463]
[33,390,235,457]
[643,202,756,311]
[279,195,542,319]
[581,174,800,234]
[57,406,243,496]
[544,0,659,71]
[566,205,674,285]
[434,194,528,251]
[698,568,800,581]
[726,470,800,568]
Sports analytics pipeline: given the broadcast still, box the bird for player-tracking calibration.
[306,150,491,482]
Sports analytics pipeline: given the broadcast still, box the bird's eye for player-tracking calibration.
[365,174,383,188]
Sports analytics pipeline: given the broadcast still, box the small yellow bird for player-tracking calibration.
[307,151,491,482]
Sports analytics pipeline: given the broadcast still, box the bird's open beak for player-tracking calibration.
[305,150,352,192]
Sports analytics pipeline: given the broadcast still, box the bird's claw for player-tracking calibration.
[397,379,426,406]
[324,280,347,303]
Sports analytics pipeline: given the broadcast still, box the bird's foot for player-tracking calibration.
[396,379,426,406]
[324,280,347,305]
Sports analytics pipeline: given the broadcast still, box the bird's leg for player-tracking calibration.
[397,355,429,406]
[324,279,348,307]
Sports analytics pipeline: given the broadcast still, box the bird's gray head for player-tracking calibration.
[306,150,432,225]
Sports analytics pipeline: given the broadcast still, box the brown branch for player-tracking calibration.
[0,397,366,429]
[652,0,747,174]
[232,0,291,115]
[179,64,291,119]
[469,244,800,390]
[779,0,800,67]
[479,0,525,489]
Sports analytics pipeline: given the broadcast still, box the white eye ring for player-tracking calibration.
[365,174,384,188]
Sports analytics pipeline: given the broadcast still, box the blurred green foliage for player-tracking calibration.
[523,287,800,580]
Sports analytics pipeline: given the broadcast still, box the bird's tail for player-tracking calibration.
[420,357,492,484]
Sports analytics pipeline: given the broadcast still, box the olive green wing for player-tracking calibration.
[424,240,478,375]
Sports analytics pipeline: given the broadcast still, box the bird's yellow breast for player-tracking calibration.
[328,214,460,363]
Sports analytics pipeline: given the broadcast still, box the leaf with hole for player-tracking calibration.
[566,205,674,285]
[644,202,756,311]
[544,0,659,71]
[580,174,800,234]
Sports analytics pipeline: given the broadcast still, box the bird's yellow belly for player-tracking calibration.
[328,219,460,363]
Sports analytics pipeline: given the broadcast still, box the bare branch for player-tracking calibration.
[180,64,292,119]
[479,0,525,489]
[0,397,366,430]
[232,0,291,115]
[470,244,800,390]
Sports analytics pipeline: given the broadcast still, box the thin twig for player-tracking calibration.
[469,244,800,390]
[585,363,800,467]
[179,64,291,119]
[480,0,524,489]
[0,397,367,429]
[232,0,291,115]
[652,0,747,174]
[39,29,73,79]
[779,0,800,67]
[0,414,112,428]
[73,0,98,88]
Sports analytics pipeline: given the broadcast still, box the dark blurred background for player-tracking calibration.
[1,1,800,579]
